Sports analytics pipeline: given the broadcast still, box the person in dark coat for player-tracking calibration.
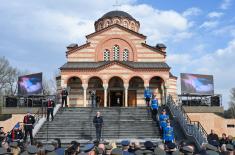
[93,111,103,141]
[219,133,228,147]
[47,99,55,121]
[207,130,219,147]
[23,111,35,144]
[8,123,24,143]
[61,88,68,107]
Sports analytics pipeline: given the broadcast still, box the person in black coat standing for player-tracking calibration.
[61,88,68,107]
[23,111,35,144]
[47,99,55,121]
[93,111,103,141]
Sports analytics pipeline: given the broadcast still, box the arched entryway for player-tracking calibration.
[128,76,144,107]
[149,76,165,105]
[88,77,104,107]
[108,77,124,107]
[67,76,83,107]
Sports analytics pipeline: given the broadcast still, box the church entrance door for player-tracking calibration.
[109,90,123,107]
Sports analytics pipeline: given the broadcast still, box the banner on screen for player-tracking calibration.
[181,73,214,95]
[18,73,43,95]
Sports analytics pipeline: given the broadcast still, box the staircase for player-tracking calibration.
[35,107,161,145]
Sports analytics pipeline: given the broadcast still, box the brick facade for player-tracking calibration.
[59,11,177,107]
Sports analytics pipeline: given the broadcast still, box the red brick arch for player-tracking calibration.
[65,75,83,85]
[95,35,137,61]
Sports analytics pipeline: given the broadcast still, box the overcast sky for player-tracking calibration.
[0,0,234,109]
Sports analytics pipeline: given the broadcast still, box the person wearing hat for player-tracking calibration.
[144,141,154,152]
[8,122,24,143]
[47,99,55,121]
[61,88,68,108]
[83,144,95,153]
[93,112,103,141]
[144,87,152,108]
[23,111,35,144]
[121,140,132,155]
[163,120,174,145]
[150,95,158,121]
[159,109,169,135]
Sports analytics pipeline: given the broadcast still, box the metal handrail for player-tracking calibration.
[166,95,208,146]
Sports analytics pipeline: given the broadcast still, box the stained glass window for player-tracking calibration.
[123,49,129,61]
[103,49,110,61]
[113,45,120,61]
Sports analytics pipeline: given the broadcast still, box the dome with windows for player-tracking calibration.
[95,10,140,32]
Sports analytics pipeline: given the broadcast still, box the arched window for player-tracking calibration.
[123,21,128,28]
[113,45,120,61]
[123,49,129,61]
[106,21,110,27]
[99,23,103,30]
[103,49,110,61]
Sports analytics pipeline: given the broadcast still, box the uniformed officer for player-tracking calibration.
[144,87,152,107]
[61,88,68,107]
[23,111,35,144]
[93,111,103,141]
[163,120,174,144]
[121,140,132,155]
[47,99,55,121]
[159,109,169,133]
[150,95,159,121]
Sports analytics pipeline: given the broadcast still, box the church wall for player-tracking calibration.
[67,26,165,63]
[60,64,172,107]
[167,77,177,101]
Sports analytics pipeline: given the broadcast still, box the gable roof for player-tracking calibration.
[86,24,146,39]
[66,42,90,56]
[60,61,170,71]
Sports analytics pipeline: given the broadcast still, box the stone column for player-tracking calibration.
[161,83,165,105]
[82,84,88,107]
[124,84,129,107]
[103,84,108,107]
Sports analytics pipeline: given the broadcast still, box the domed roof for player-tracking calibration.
[101,10,135,20]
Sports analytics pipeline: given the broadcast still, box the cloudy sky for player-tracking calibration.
[0,0,234,108]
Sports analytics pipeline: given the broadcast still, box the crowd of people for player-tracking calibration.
[206,130,235,154]
[1,137,234,155]
[0,87,234,154]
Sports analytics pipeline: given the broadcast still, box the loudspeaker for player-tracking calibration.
[211,96,220,106]
[5,97,18,107]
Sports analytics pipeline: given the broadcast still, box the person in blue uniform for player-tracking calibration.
[144,87,152,107]
[93,111,103,141]
[150,95,159,121]
[159,109,169,134]
[47,99,55,121]
[163,120,174,144]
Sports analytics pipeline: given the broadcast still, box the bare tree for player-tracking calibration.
[42,77,56,95]
[0,57,18,95]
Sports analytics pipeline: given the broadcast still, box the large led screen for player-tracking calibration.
[181,73,214,95]
[18,73,43,95]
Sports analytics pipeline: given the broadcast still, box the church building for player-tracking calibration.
[59,10,177,107]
